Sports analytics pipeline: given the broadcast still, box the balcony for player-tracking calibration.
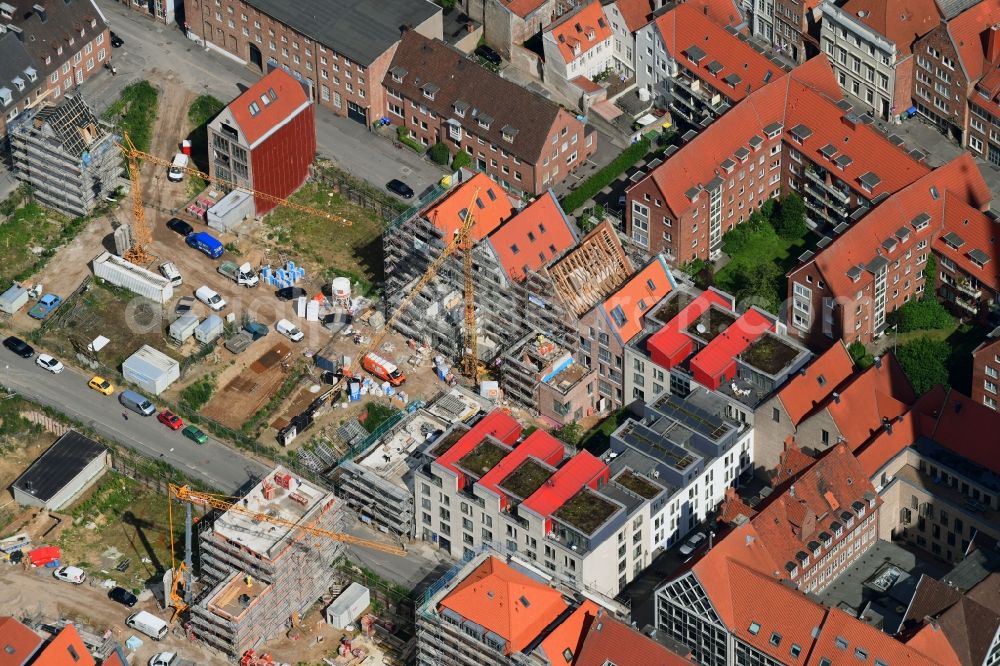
[955,295,979,314]
[957,281,982,299]
[805,167,851,203]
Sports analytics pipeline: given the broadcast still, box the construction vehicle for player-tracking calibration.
[165,481,405,622]
[217,261,260,288]
[361,352,405,386]
[114,132,353,267]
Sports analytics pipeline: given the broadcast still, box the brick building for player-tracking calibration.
[0,0,109,140]
[819,0,940,121]
[183,0,442,126]
[911,2,1000,145]
[384,31,596,197]
[460,0,557,60]
[972,331,1000,411]
[207,68,315,215]
[772,0,821,63]
[116,0,179,24]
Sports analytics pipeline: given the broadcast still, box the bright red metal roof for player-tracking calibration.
[689,308,773,389]
[434,410,522,489]
[645,290,733,369]
[477,430,565,508]
[521,451,609,531]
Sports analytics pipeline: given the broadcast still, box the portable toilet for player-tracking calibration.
[195,314,224,343]
[169,314,200,342]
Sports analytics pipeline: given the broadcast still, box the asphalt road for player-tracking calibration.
[0,349,269,493]
[89,0,445,196]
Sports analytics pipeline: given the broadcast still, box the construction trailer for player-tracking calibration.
[93,251,174,303]
[122,345,180,396]
[190,467,348,656]
[9,92,123,217]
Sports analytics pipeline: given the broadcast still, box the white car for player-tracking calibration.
[53,565,86,584]
[35,353,64,374]
[679,532,707,557]
[149,652,183,666]
[195,285,226,311]
[276,318,304,342]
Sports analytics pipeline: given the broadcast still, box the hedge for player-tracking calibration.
[397,126,424,153]
[560,134,653,213]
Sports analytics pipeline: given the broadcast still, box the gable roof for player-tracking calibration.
[612,0,659,33]
[547,221,633,317]
[502,0,550,19]
[225,68,311,149]
[0,31,41,111]
[905,622,964,666]
[12,0,106,79]
[600,256,675,345]
[771,436,816,485]
[439,556,569,654]
[0,616,42,666]
[242,0,440,66]
[775,342,855,425]
[934,192,1000,291]
[685,0,747,30]
[537,600,599,665]
[573,611,695,666]
[31,624,95,666]
[387,32,569,163]
[853,410,920,477]
[903,574,1000,666]
[487,190,577,281]
[914,387,1000,475]
[423,172,516,242]
[944,0,1000,81]
[546,1,612,64]
[654,3,778,105]
[807,608,940,665]
[823,354,916,449]
[841,0,942,56]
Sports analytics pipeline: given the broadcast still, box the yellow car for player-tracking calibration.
[88,376,114,396]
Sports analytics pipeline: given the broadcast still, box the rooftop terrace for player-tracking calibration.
[459,440,510,477]
[614,469,663,499]
[554,489,619,535]
[545,361,590,392]
[740,333,803,375]
[500,458,555,499]
[650,291,695,326]
[430,425,470,458]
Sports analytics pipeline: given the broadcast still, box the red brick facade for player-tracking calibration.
[971,336,1000,412]
[911,27,971,142]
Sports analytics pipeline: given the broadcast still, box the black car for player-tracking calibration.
[386,179,414,199]
[275,286,308,301]
[3,336,34,358]
[166,218,194,237]
[475,45,502,67]
[108,586,138,607]
[110,31,124,48]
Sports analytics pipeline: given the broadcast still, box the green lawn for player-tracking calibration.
[102,81,159,153]
[0,201,70,284]
[714,224,817,311]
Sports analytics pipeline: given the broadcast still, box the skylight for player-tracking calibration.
[610,305,627,328]
[748,622,761,635]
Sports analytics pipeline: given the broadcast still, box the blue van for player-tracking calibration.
[186,231,224,259]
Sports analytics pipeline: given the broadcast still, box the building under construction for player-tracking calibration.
[190,467,348,656]
[9,92,122,216]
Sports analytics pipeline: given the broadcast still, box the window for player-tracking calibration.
[770,633,782,647]
[748,622,761,635]
[772,407,780,422]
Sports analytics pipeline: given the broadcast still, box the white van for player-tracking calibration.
[195,286,226,311]
[126,610,168,640]
[276,318,304,342]
[168,153,189,182]
[159,262,182,287]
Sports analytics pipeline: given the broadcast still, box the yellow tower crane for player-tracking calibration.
[114,133,354,266]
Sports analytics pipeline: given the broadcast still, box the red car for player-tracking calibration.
[157,409,184,430]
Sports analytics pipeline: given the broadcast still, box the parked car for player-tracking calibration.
[679,532,708,557]
[186,231,224,259]
[88,376,115,396]
[35,353,64,374]
[165,218,193,237]
[275,286,307,301]
[110,31,124,48]
[28,293,62,320]
[195,286,226,311]
[244,321,269,340]
[159,261,182,287]
[149,652,196,666]
[3,336,34,358]
[53,565,86,584]
[275,318,304,342]
[157,409,184,430]
[386,178,414,199]
[475,44,502,66]
[108,586,138,607]
[182,425,208,445]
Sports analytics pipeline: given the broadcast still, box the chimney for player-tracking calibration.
[987,25,1000,64]
[32,3,46,22]
[832,392,841,404]
[873,355,882,369]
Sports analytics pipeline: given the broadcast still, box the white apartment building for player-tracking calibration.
[542,0,614,97]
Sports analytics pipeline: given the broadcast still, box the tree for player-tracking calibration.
[921,254,937,301]
[451,150,471,170]
[847,341,873,369]
[896,336,950,395]
[773,193,807,239]
[890,299,954,332]
[718,261,782,313]
[428,142,451,166]
[555,421,585,447]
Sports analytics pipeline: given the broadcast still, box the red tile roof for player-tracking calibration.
[914,387,1000,475]
[646,289,734,369]
[718,486,759,525]
[573,611,696,666]
[0,616,42,666]
[935,192,1000,291]
[853,410,919,477]
[684,0,746,30]
[487,191,577,281]
[521,451,609,531]
[775,342,855,425]
[32,624,96,666]
[771,436,815,486]
[945,1,1000,81]
[439,556,568,654]
[689,307,774,390]
[807,608,940,666]
[905,623,963,666]
[537,600,599,665]
[502,0,549,19]
[612,0,658,33]
[654,4,778,104]
[227,68,311,149]
[424,173,517,243]
[842,0,941,56]
[825,354,916,449]
[601,256,675,345]
[546,1,612,64]
[434,410,523,488]
[477,429,565,508]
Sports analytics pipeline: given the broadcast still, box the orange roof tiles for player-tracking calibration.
[32,624,96,666]
[423,173,516,242]
[935,193,1000,290]
[853,411,919,477]
[439,556,569,654]
[945,1,1000,81]
[573,611,696,666]
[684,0,746,30]
[547,1,612,64]
[612,0,658,33]
[914,387,1000,475]
[825,354,916,449]
[0,616,42,666]
[477,429,565,507]
[842,0,941,56]
[654,4,777,104]
[601,256,674,345]
[521,451,609,531]
[502,0,549,19]
[718,486,759,525]
[537,600,599,665]
[771,436,815,486]
[807,608,940,666]
[227,68,311,149]
[775,343,855,425]
[487,190,577,281]
[905,623,963,666]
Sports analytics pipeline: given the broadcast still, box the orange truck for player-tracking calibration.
[361,352,406,386]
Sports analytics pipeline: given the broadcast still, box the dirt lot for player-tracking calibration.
[201,341,293,429]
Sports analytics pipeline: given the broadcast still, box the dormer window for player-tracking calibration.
[422,83,439,101]
[79,27,85,38]
[454,100,468,117]
[12,77,23,91]
[477,113,493,130]
[573,43,581,56]
[56,46,63,56]
[501,124,518,143]
[389,66,407,83]
[586,29,595,40]
[969,248,991,268]
[91,18,97,28]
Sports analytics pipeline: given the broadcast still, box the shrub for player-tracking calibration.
[362,403,397,433]
[560,134,654,213]
[180,375,215,411]
[773,193,807,239]
[896,336,950,394]
[891,299,954,332]
[555,421,585,447]
[396,126,423,153]
[847,341,873,370]
[451,150,472,170]
[428,142,451,165]
[103,81,159,153]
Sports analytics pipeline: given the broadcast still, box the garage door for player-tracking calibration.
[347,101,367,125]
